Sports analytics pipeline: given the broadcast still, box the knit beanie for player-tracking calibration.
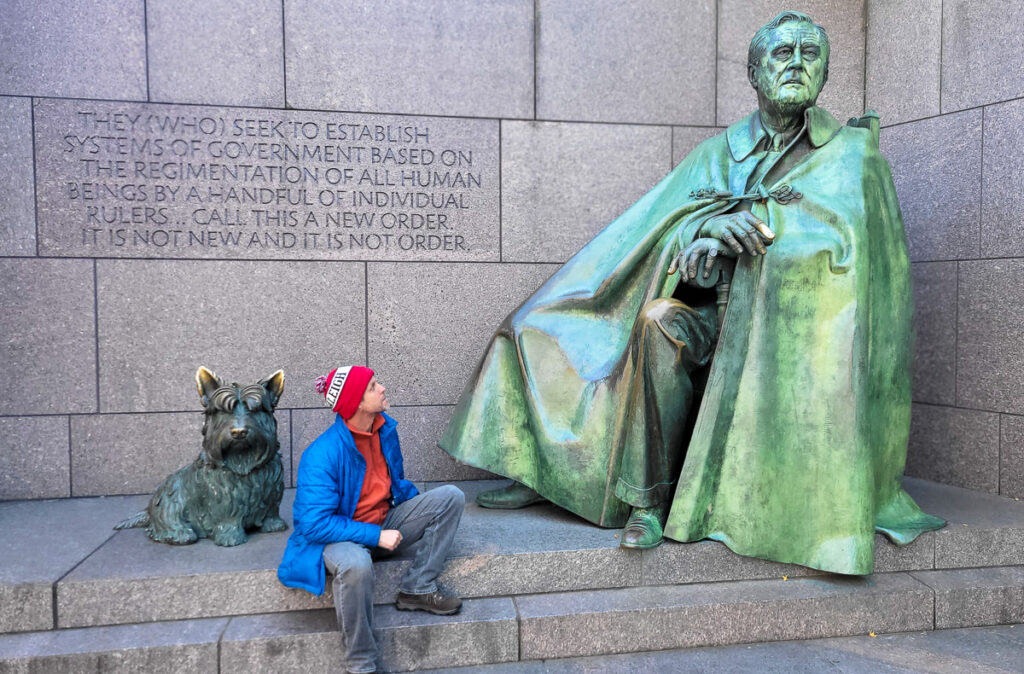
[314,366,374,419]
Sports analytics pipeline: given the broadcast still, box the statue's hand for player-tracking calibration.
[698,212,775,256]
[668,238,733,282]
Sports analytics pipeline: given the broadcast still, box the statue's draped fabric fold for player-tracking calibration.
[439,108,944,575]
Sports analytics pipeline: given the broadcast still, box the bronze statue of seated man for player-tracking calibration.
[440,10,944,575]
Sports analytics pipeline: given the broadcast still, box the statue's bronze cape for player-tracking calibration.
[440,107,944,575]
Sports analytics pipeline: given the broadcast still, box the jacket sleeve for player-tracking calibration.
[293,443,381,548]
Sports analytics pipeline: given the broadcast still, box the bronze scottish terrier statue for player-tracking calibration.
[115,367,289,546]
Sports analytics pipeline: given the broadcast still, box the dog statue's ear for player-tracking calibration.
[260,370,285,409]
[196,366,224,407]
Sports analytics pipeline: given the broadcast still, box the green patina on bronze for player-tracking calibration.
[440,10,944,575]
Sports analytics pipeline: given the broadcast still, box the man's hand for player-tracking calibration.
[699,212,775,256]
[668,238,733,282]
[378,529,402,551]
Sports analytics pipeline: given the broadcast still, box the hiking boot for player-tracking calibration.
[395,589,462,616]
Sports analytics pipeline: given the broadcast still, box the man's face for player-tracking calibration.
[358,377,390,414]
[750,21,827,114]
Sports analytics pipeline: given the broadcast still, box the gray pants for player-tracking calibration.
[322,485,465,673]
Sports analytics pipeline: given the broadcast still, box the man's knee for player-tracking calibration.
[429,484,465,513]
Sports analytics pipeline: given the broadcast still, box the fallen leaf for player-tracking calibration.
[869,632,877,638]
[782,575,788,581]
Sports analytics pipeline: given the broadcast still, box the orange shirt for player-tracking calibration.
[345,414,392,526]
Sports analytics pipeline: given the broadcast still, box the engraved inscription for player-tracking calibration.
[34,100,499,260]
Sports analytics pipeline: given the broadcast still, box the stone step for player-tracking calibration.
[220,598,518,673]
[0,598,516,673]
[4,478,1024,632]
[8,565,1024,667]
[418,624,1024,673]
[5,566,1022,672]
[515,572,936,660]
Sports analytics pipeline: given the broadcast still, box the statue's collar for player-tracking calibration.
[727,106,843,161]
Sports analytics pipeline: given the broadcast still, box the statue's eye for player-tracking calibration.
[774,47,792,59]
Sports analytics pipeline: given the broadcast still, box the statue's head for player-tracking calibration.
[747,11,829,118]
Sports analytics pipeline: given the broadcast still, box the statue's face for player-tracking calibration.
[750,21,827,114]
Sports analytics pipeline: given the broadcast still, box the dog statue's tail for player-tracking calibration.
[114,510,150,530]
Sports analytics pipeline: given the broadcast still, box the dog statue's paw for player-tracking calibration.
[148,526,198,546]
[211,524,248,547]
[259,515,288,533]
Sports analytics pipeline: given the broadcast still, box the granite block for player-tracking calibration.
[34,98,500,262]
[865,0,941,125]
[0,617,225,673]
[289,408,334,486]
[96,260,365,412]
[906,403,1000,493]
[873,533,935,574]
[911,262,957,406]
[911,566,1024,629]
[376,598,518,671]
[672,127,725,167]
[385,406,493,482]
[147,0,284,107]
[717,0,866,126]
[880,109,982,262]
[517,572,933,659]
[0,416,69,500]
[0,259,96,415]
[426,624,1024,673]
[501,121,672,262]
[536,0,715,125]
[980,98,1024,258]
[941,0,1024,112]
[0,494,148,633]
[904,476,1024,569]
[427,499,639,601]
[0,97,36,256]
[957,259,1024,415]
[642,540,818,587]
[644,533,932,587]
[57,491,324,627]
[71,411,291,497]
[285,0,533,119]
[220,599,517,673]
[0,0,146,100]
[1001,415,1024,499]
[367,262,557,405]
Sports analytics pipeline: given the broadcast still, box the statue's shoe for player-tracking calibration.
[476,482,546,509]
[620,506,666,549]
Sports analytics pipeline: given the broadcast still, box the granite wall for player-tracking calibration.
[0,0,1019,500]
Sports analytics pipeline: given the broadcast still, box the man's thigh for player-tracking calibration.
[380,486,463,549]
[323,540,373,577]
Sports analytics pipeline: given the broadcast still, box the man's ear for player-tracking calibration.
[196,366,223,407]
[747,64,758,90]
[260,370,285,409]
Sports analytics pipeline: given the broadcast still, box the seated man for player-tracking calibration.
[278,365,464,674]
[439,10,944,574]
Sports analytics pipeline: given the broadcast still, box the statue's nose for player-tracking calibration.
[231,427,248,439]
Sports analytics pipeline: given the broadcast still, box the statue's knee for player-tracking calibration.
[640,298,683,326]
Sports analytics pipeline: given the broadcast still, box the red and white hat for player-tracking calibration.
[315,366,374,419]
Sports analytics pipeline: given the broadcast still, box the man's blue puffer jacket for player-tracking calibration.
[277,412,418,595]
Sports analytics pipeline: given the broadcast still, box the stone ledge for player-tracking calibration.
[516,573,935,659]
[0,616,225,673]
[4,478,1023,632]
[911,566,1024,629]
